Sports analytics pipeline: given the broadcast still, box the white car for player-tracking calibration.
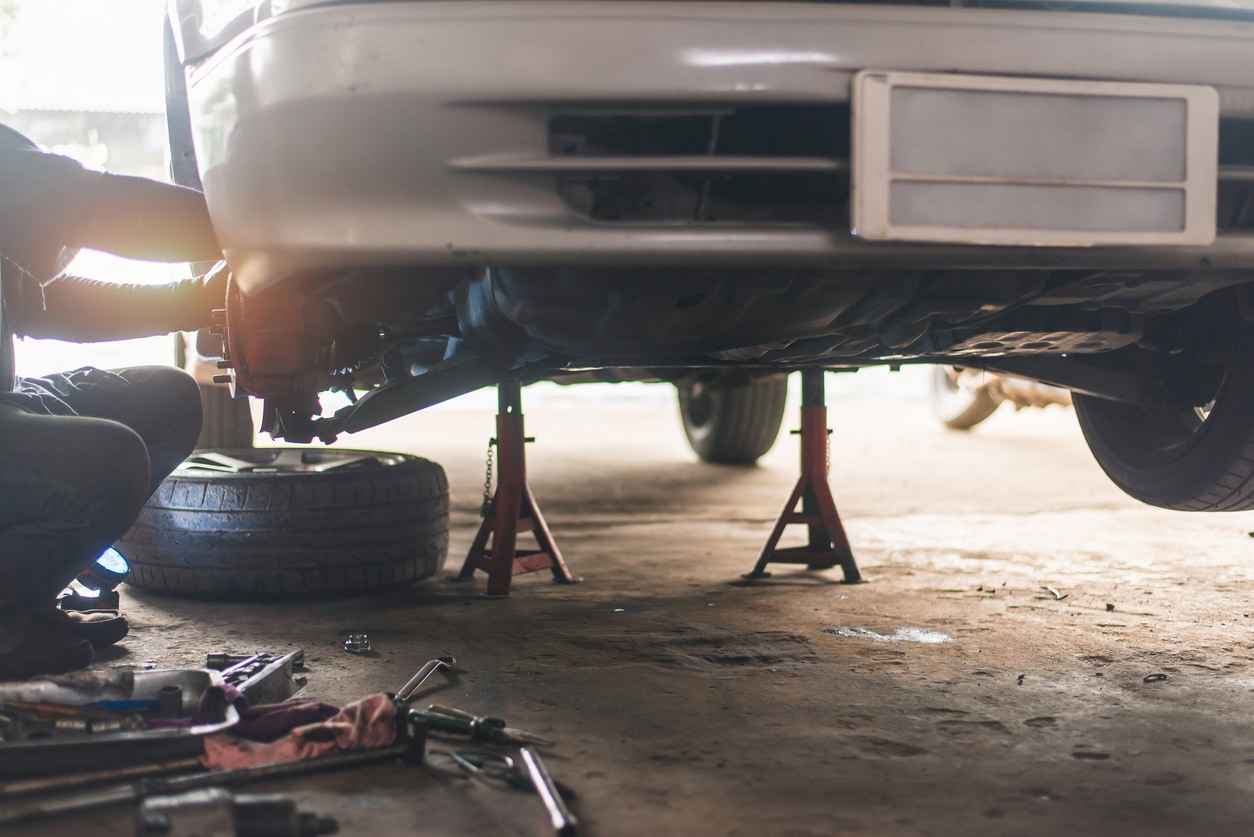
[166,0,1254,510]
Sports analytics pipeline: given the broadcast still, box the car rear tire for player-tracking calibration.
[677,375,788,464]
[118,448,449,598]
[929,366,1002,430]
[1073,333,1254,511]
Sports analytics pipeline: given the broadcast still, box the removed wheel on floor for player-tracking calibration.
[117,448,448,599]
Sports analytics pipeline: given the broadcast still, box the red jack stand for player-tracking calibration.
[745,369,862,582]
[453,381,578,597]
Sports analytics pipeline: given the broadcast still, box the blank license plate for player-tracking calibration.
[851,71,1218,246]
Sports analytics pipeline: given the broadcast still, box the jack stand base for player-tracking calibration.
[452,381,578,597]
[745,370,862,583]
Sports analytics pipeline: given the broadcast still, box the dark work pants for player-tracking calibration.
[0,366,202,653]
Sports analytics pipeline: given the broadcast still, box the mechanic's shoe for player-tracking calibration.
[0,628,94,680]
[38,606,129,650]
[63,609,130,649]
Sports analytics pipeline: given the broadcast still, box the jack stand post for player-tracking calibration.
[453,380,578,597]
[745,369,861,582]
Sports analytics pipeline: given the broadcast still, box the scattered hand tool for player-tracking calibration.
[407,705,555,748]
[396,655,456,703]
[3,699,137,722]
[448,750,532,790]
[428,703,555,746]
[208,651,308,705]
[520,746,579,837]
[1,699,148,734]
[445,750,577,800]
[0,758,203,799]
[205,653,256,670]
[0,725,425,829]
[210,654,262,673]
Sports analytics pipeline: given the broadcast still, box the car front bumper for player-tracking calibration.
[183,1,1254,295]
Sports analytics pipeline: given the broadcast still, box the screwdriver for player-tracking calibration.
[407,706,556,747]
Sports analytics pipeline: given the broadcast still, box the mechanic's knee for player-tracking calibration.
[162,367,205,446]
[85,423,152,527]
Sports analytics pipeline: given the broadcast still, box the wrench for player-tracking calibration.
[396,655,456,703]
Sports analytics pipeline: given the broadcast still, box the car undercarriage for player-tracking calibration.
[166,0,1254,510]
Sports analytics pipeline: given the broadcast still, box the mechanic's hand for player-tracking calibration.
[200,259,231,308]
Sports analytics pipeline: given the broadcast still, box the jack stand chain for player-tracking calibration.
[481,440,496,517]
[453,380,579,596]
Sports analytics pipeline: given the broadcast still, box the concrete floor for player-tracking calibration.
[9,371,1254,835]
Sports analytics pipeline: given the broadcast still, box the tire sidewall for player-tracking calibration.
[1074,332,1254,510]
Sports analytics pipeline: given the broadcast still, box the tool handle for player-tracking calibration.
[424,704,555,747]
[408,708,472,736]
[426,703,476,721]
[519,746,579,837]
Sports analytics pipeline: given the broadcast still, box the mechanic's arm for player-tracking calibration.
[69,172,221,264]
[7,164,227,342]
[10,263,228,343]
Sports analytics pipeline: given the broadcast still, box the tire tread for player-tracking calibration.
[118,450,449,598]
[679,375,788,465]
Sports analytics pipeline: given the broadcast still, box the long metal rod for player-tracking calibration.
[0,757,203,798]
[0,741,414,829]
[519,746,579,837]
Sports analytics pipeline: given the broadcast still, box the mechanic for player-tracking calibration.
[0,124,225,678]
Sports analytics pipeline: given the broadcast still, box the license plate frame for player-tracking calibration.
[851,71,1218,246]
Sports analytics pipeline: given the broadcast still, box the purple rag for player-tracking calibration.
[146,683,339,740]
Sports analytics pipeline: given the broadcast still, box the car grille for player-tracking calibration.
[1218,119,1254,232]
[547,106,851,227]
[532,106,1254,233]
